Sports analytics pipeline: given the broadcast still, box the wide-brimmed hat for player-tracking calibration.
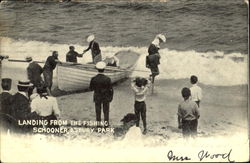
[87,34,95,43]
[25,56,33,62]
[156,34,166,43]
[95,61,106,70]
[17,80,33,87]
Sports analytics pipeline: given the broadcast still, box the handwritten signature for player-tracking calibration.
[167,149,234,162]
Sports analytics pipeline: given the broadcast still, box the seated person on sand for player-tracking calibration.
[66,46,83,63]
[104,54,120,68]
[30,85,60,129]
[114,113,142,140]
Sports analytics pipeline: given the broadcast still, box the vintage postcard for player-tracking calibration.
[0,0,249,162]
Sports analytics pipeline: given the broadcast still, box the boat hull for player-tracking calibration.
[57,50,140,92]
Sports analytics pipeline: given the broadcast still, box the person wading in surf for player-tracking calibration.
[82,34,102,64]
[146,34,166,84]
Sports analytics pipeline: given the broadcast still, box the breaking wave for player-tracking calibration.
[0,37,247,86]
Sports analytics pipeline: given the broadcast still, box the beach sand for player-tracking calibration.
[1,61,249,162]
[57,78,248,139]
[1,60,248,139]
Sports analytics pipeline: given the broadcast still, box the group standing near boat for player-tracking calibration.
[0,34,202,138]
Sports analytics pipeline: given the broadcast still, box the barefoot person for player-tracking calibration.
[89,61,113,126]
[43,51,61,94]
[177,87,200,138]
[146,34,166,83]
[66,46,82,63]
[82,34,102,64]
[131,77,150,134]
[190,75,202,107]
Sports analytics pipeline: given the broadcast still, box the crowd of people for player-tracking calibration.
[0,34,202,138]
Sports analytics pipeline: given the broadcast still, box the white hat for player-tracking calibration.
[156,34,166,43]
[87,34,95,43]
[95,61,106,69]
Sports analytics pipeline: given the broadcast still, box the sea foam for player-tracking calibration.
[0,37,247,86]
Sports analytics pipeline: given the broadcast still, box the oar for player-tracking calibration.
[8,59,45,64]
[8,59,150,73]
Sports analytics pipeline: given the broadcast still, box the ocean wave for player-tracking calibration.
[0,37,247,86]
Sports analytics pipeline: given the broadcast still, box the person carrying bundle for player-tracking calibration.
[146,34,166,83]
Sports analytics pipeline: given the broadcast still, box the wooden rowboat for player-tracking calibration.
[57,50,140,92]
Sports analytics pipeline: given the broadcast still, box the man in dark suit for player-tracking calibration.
[0,78,13,132]
[11,80,34,133]
[90,62,113,126]
[26,56,43,97]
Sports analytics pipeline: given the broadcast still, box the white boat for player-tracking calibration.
[57,50,140,92]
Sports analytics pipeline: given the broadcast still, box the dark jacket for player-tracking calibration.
[0,92,13,115]
[27,62,43,87]
[146,54,160,68]
[89,74,113,103]
[148,43,160,56]
[11,92,31,121]
[43,56,58,71]
[85,41,101,59]
[66,50,81,63]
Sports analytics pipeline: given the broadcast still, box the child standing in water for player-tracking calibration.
[178,87,200,138]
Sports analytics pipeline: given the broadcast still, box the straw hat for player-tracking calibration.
[17,80,33,87]
[156,34,166,43]
[25,56,33,62]
[87,34,95,43]
[95,61,106,70]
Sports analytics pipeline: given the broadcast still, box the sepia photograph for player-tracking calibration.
[0,0,249,162]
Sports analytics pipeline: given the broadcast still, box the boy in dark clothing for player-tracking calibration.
[177,87,200,138]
